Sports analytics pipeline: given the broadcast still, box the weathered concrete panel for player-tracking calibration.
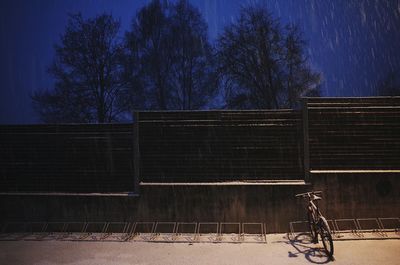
[1,174,398,233]
[312,173,400,219]
[0,184,309,233]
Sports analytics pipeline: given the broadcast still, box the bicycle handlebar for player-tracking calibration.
[295,191,322,198]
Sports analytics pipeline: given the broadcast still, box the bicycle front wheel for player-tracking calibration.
[319,217,334,257]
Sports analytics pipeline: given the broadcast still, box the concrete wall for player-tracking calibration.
[1,98,399,233]
[0,184,308,233]
[2,173,399,233]
[312,173,400,219]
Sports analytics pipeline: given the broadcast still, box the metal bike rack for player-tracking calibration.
[174,222,197,242]
[4,218,396,243]
[100,222,131,241]
[356,218,382,232]
[80,222,108,240]
[151,222,177,241]
[218,222,241,242]
[333,219,363,237]
[241,223,266,243]
[326,219,341,239]
[289,221,309,236]
[378,217,400,233]
[22,222,48,240]
[43,222,68,239]
[326,220,336,231]
[127,222,155,241]
[196,222,219,242]
[58,222,88,240]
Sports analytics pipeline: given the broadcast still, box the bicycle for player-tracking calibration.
[295,191,334,258]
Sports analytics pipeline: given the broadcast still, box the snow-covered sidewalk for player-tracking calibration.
[0,233,399,265]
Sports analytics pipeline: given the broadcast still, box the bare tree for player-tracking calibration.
[124,0,217,110]
[284,25,321,107]
[168,0,218,110]
[125,0,173,110]
[217,6,320,109]
[32,13,125,123]
[119,15,147,112]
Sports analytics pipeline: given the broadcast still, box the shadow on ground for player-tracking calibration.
[287,232,333,264]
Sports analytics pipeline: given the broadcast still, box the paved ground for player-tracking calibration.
[0,234,399,265]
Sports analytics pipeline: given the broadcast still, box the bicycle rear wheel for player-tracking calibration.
[319,217,334,257]
[307,211,317,242]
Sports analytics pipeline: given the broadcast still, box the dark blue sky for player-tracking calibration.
[1,0,400,124]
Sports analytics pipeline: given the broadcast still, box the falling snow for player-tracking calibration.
[1,0,400,123]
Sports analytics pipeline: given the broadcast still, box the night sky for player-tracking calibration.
[1,0,399,124]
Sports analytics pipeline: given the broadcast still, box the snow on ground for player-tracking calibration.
[0,233,399,265]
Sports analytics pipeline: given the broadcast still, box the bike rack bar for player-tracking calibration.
[23,222,48,240]
[78,223,91,240]
[56,222,88,240]
[80,222,108,240]
[123,222,137,241]
[263,223,267,242]
[151,222,177,241]
[378,217,400,233]
[241,223,265,243]
[100,222,131,241]
[219,222,241,242]
[356,218,382,232]
[176,222,197,234]
[334,219,364,238]
[289,221,309,236]
[127,222,155,241]
[174,222,197,242]
[326,220,337,232]
[123,222,135,241]
[326,219,342,239]
[44,222,68,239]
[196,222,219,242]
[334,219,359,232]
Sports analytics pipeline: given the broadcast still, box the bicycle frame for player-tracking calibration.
[308,199,321,223]
[295,191,334,258]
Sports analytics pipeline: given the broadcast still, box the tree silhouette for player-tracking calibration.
[124,0,172,110]
[32,13,125,123]
[32,3,323,124]
[284,25,321,107]
[168,0,218,110]
[124,0,217,110]
[217,6,320,109]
